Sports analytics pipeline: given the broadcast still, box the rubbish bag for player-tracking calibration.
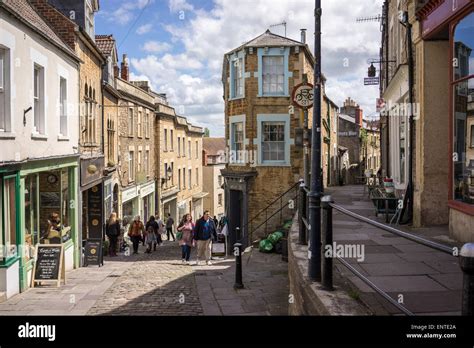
[268,231,284,245]
[259,239,274,253]
[283,220,293,229]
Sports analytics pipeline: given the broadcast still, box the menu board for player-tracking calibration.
[87,185,103,239]
[84,239,103,267]
[32,244,65,287]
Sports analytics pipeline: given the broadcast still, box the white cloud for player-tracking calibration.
[136,23,153,35]
[142,41,172,53]
[130,0,384,136]
[107,0,153,25]
[169,0,194,13]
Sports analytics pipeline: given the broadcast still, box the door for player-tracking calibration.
[227,189,243,254]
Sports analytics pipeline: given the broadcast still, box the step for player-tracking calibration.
[0,292,6,304]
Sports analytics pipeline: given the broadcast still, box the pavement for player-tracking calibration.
[326,185,463,315]
[0,238,289,316]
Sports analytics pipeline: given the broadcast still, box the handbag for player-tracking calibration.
[176,231,183,240]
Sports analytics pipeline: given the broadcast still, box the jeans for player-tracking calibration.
[131,236,141,253]
[167,227,175,241]
[181,245,191,261]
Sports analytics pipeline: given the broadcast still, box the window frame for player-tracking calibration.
[0,47,11,133]
[59,77,68,136]
[258,47,290,97]
[257,114,292,166]
[33,64,45,135]
[128,107,134,137]
[229,115,246,165]
[128,151,135,182]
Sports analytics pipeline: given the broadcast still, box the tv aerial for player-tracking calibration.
[270,21,287,37]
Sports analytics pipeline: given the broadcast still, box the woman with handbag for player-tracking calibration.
[177,214,194,264]
[128,215,145,254]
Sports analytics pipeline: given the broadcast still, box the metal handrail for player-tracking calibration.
[329,203,456,256]
[336,257,414,316]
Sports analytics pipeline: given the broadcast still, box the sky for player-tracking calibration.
[96,0,385,137]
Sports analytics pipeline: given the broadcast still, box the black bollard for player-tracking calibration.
[460,243,474,316]
[298,180,307,245]
[321,195,334,291]
[234,243,244,289]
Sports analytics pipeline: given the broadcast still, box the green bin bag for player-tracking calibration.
[268,231,284,245]
[259,239,274,253]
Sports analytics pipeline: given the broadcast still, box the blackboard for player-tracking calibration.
[87,185,103,239]
[84,239,103,267]
[32,244,65,287]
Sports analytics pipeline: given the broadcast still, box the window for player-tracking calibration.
[34,64,45,134]
[178,168,181,190]
[170,130,174,151]
[3,177,17,259]
[128,108,134,136]
[164,129,168,151]
[188,169,192,189]
[145,112,149,138]
[218,175,223,186]
[107,117,115,164]
[128,151,135,182]
[138,150,142,173]
[59,77,67,136]
[231,57,243,98]
[232,122,244,163]
[183,169,186,190]
[263,56,284,95]
[183,138,186,157]
[196,168,199,187]
[164,163,168,187]
[195,140,199,159]
[452,11,474,205]
[85,0,95,38]
[218,193,223,206]
[188,140,191,158]
[138,110,142,137]
[170,162,174,185]
[178,136,181,156]
[0,47,10,132]
[145,150,149,176]
[262,122,285,162]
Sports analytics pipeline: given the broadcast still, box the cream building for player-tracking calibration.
[202,138,226,220]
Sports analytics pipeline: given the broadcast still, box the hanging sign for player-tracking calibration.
[292,83,314,109]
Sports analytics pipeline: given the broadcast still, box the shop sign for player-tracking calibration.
[122,186,138,203]
[84,239,103,267]
[140,182,155,197]
[87,185,103,239]
[32,244,65,287]
[80,156,105,187]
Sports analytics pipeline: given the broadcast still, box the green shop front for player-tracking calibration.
[0,155,80,298]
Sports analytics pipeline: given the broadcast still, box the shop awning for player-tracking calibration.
[192,192,209,200]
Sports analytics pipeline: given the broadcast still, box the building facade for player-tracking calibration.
[155,96,205,223]
[380,0,474,242]
[0,0,81,297]
[222,30,336,248]
[202,138,226,220]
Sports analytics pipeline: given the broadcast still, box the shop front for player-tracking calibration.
[418,0,474,241]
[0,155,79,297]
[140,181,155,222]
[121,186,139,225]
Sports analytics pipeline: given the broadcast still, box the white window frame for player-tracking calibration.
[229,115,247,165]
[0,47,11,133]
[59,77,68,136]
[257,114,292,166]
[33,64,45,135]
[262,55,285,96]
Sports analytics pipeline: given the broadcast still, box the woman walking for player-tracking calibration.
[145,216,159,253]
[177,214,194,264]
[106,212,120,256]
[128,215,145,254]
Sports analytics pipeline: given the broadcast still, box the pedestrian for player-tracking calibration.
[145,216,158,253]
[106,212,120,257]
[128,215,145,254]
[193,210,216,265]
[177,214,194,264]
[166,213,175,241]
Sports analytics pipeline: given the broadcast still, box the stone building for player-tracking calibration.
[115,57,156,224]
[0,0,81,297]
[322,96,339,188]
[380,0,474,242]
[338,113,362,185]
[222,29,336,248]
[154,94,205,223]
[202,138,226,220]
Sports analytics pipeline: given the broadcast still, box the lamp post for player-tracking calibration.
[308,0,323,282]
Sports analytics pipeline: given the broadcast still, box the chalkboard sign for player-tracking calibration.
[32,244,65,287]
[84,239,103,267]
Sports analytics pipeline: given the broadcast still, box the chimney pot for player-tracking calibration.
[300,29,307,44]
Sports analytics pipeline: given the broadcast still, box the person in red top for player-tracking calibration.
[128,215,145,254]
[177,214,194,264]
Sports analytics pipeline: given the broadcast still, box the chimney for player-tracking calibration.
[356,108,363,127]
[300,29,307,44]
[113,64,119,79]
[121,54,129,81]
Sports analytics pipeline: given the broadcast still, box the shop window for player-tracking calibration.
[452,11,474,205]
[24,175,38,261]
[3,177,17,259]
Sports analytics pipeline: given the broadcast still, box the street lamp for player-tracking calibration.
[308,0,323,282]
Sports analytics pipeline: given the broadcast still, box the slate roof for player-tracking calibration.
[0,0,78,60]
[95,34,116,57]
[227,29,304,55]
[203,137,226,156]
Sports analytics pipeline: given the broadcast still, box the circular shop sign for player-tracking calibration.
[292,83,314,109]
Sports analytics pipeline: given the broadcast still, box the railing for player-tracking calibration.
[245,181,300,244]
[298,185,474,316]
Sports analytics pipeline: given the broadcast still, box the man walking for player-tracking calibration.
[193,211,216,265]
[165,213,175,241]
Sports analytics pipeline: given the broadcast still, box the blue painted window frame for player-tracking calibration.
[257,114,292,166]
[258,47,291,97]
[229,50,245,100]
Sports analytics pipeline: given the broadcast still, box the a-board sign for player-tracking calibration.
[32,244,65,287]
[84,239,103,267]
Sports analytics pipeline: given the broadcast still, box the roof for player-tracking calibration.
[226,29,304,55]
[0,0,78,60]
[338,113,357,124]
[203,137,226,156]
[95,34,116,57]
